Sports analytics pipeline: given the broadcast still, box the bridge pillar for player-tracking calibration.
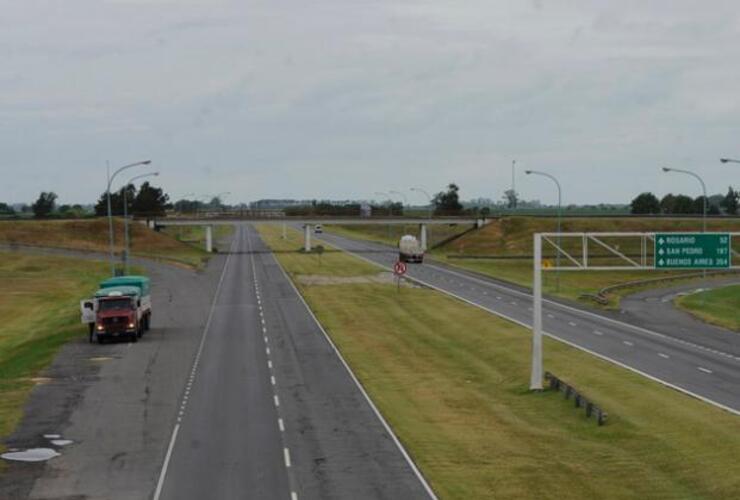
[282,222,287,239]
[420,224,428,251]
[304,224,312,252]
[205,225,213,253]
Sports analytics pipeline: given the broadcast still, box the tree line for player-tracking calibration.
[631,187,738,215]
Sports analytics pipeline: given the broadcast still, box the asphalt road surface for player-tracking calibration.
[155,225,432,500]
[314,228,740,415]
[2,230,432,500]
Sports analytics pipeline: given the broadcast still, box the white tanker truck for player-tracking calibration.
[399,234,424,263]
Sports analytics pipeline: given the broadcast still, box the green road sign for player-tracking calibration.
[655,233,731,269]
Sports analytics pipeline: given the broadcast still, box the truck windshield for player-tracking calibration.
[98,298,134,311]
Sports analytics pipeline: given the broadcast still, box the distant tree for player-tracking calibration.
[32,191,57,218]
[672,194,695,214]
[132,182,170,216]
[94,184,137,216]
[0,202,14,215]
[432,183,463,215]
[502,189,518,209]
[660,193,676,214]
[720,186,738,215]
[708,204,721,215]
[630,192,660,214]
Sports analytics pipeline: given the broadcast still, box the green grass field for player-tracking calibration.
[676,284,740,332]
[0,219,209,269]
[327,217,740,307]
[0,252,109,451]
[259,223,740,499]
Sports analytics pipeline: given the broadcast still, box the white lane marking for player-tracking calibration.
[268,360,272,369]
[623,341,634,347]
[568,321,577,327]
[271,376,276,386]
[278,418,285,432]
[274,395,280,407]
[698,367,713,374]
[547,314,555,319]
[266,347,271,355]
[284,448,292,467]
[154,225,238,500]
[291,492,298,500]
[496,296,502,300]
[271,245,439,500]
[593,330,604,336]
[658,353,670,359]
[510,301,517,306]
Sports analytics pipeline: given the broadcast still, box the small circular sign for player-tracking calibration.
[394,261,407,275]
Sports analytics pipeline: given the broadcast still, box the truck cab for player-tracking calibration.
[92,287,143,343]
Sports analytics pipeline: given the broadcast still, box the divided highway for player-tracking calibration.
[155,225,432,500]
[315,228,740,415]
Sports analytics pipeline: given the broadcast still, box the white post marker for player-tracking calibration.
[304,224,312,252]
[205,225,213,253]
[530,233,543,390]
[420,224,428,251]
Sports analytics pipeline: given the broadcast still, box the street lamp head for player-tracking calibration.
[720,158,729,163]
[141,160,152,165]
[662,167,671,172]
[524,170,533,175]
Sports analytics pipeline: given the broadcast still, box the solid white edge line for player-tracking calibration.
[424,258,740,363]
[323,234,740,418]
[153,226,238,500]
[269,239,439,500]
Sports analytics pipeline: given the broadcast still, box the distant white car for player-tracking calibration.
[314,224,323,234]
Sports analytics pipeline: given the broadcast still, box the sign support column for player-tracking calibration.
[530,233,543,390]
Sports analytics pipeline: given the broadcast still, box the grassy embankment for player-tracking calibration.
[0,219,216,269]
[676,284,740,332]
[0,253,108,451]
[329,217,740,306]
[258,223,740,499]
[160,224,234,253]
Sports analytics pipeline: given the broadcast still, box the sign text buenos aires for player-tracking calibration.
[655,233,731,269]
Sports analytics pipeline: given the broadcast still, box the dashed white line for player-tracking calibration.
[266,347,271,355]
[547,314,555,319]
[268,360,272,369]
[283,447,292,467]
[568,321,577,327]
[623,341,634,347]
[658,353,670,359]
[274,395,280,407]
[278,418,285,432]
[291,492,298,500]
[593,330,604,336]
[698,367,713,374]
[271,375,276,386]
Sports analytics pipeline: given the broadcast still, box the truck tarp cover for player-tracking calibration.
[99,276,151,296]
[94,286,142,298]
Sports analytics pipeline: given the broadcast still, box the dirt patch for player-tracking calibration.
[296,272,420,288]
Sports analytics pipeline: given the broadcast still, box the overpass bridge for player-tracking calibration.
[151,216,489,252]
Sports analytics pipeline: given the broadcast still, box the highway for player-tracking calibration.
[314,228,740,415]
[155,225,432,500]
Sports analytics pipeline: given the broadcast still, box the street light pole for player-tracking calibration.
[123,172,159,275]
[525,169,562,291]
[512,159,517,211]
[106,160,152,276]
[720,158,740,165]
[662,167,707,233]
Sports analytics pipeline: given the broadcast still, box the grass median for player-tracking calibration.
[676,284,740,332]
[259,223,740,499]
[0,252,108,453]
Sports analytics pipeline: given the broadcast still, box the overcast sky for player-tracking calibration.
[1,0,739,206]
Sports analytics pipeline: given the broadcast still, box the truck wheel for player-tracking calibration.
[96,334,104,344]
[131,331,139,343]
[88,324,94,343]
[145,314,150,331]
